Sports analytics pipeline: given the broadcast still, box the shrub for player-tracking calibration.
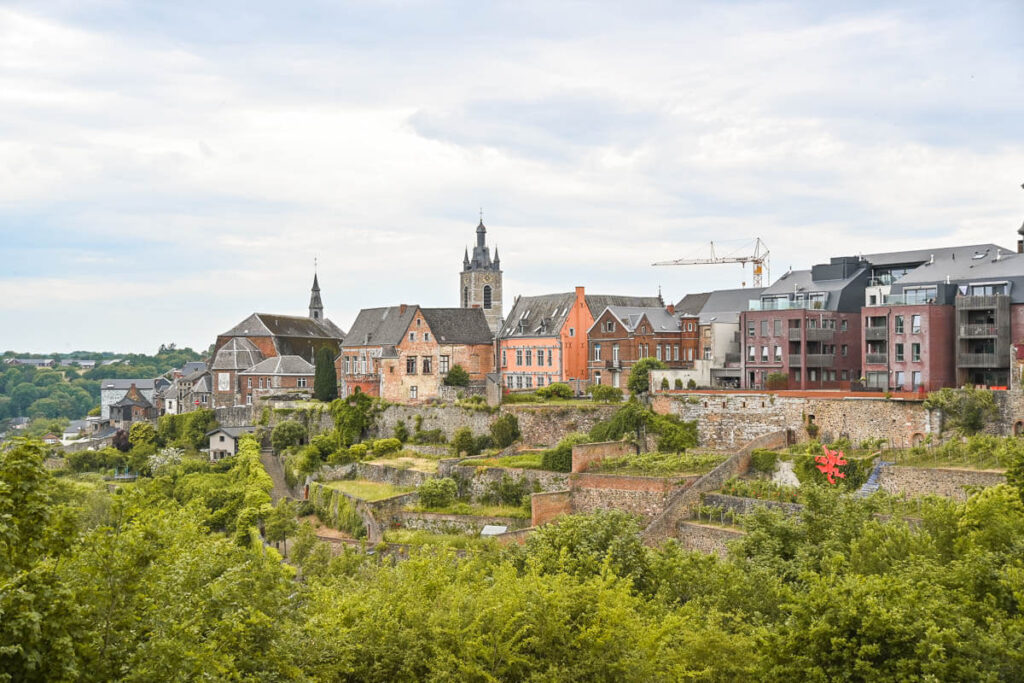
[371,438,402,456]
[765,372,788,390]
[536,383,573,400]
[541,432,589,472]
[412,428,446,444]
[750,448,779,475]
[502,392,542,404]
[490,413,521,448]
[924,386,999,435]
[482,474,533,507]
[310,431,338,458]
[651,414,698,453]
[418,477,458,508]
[296,445,323,475]
[660,377,670,390]
[393,420,409,443]
[450,427,477,457]
[687,378,697,390]
[591,385,623,403]
[806,422,820,439]
[272,420,307,452]
[627,357,667,395]
[674,379,684,390]
[347,443,369,460]
[474,434,495,453]
[444,364,470,387]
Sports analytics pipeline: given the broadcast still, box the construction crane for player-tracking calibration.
[652,238,770,287]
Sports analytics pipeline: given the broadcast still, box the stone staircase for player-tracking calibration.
[260,449,298,503]
[854,459,893,499]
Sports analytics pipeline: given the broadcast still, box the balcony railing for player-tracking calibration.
[959,324,1001,337]
[749,299,827,311]
[604,359,622,370]
[805,354,835,368]
[788,354,802,366]
[956,295,1003,309]
[865,353,888,365]
[864,327,887,340]
[958,352,1001,368]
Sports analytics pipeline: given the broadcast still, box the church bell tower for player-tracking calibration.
[460,217,503,334]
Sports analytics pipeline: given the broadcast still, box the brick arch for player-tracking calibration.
[1015,421,1024,437]
[911,432,925,447]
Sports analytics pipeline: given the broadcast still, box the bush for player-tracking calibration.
[750,448,779,475]
[502,392,542,404]
[924,386,999,435]
[591,385,623,403]
[474,434,495,453]
[660,377,669,390]
[393,420,409,443]
[296,445,323,475]
[536,383,573,400]
[412,428,446,445]
[490,413,521,448]
[450,427,477,457]
[541,432,589,472]
[765,372,788,390]
[371,438,402,456]
[272,420,307,452]
[674,379,684,390]
[482,474,533,507]
[444,364,470,387]
[310,432,338,458]
[417,477,458,508]
[650,414,698,453]
[627,357,667,395]
[687,378,697,389]
[347,443,369,460]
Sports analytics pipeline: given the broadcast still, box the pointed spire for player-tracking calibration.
[493,246,500,269]
[309,268,324,321]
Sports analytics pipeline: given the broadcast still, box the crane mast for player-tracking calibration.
[652,238,770,287]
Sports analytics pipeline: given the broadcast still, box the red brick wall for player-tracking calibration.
[571,440,637,473]
[531,490,572,526]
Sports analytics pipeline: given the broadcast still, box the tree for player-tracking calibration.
[271,420,307,452]
[313,347,338,402]
[129,422,156,448]
[923,386,999,435]
[490,413,521,448]
[450,427,477,457]
[627,357,667,395]
[417,478,458,508]
[265,499,299,555]
[443,364,470,387]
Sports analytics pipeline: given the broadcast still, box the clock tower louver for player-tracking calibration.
[460,218,503,334]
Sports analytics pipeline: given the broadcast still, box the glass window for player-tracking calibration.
[760,320,768,336]
[409,332,415,342]
[775,345,782,361]
[525,349,532,366]
[593,344,601,361]
[748,345,755,361]
[912,343,921,362]
[501,350,506,367]
[656,345,662,361]
[424,333,430,342]
[569,328,575,337]
[748,321,755,337]
[674,345,679,361]
[841,320,848,332]
[440,356,450,373]
[895,344,904,362]
[912,371,922,389]
[841,344,848,356]
[761,346,769,362]
[547,349,553,366]
[894,315,904,334]
[774,319,782,336]
[410,386,418,399]
[516,349,523,365]
[406,356,417,374]
[537,376,544,387]
[895,371,905,389]
[422,357,432,374]
[912,315,921,334]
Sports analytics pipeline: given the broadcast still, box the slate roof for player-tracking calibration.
[500,292,664,339]
[240,355,315,375]
[342,306,419,348]
[192,375,212,393]
[92,426,118,440]
[420,308,494,344]
[891,247,1024,303]
[212,338,265,371]
[207,425,258,439]
[585,294,663,317]
[112,394,153,408]
[596,306,680,334]
[675,292,711,316]
[181,361,207,376]
[760,267,867,311]
[861,243,1007,268]
[100,379,155,391]
[221,313,344,340]
[699,287,765,324]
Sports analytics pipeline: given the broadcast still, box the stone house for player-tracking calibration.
[207,425,257,460]
[109,383,156,429]
[338,305,420,398]
[238,356,315,405]
[586,305,700,390]
[99,379,156,419]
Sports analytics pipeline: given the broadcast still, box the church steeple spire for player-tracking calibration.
[309,267,323,321]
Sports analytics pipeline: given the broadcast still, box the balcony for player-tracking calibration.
[805,354,835,368]
[604,359,622,370]
[865,353,888,365]
[749,299,827,311]
[958,352,1001,368]
[865,327,887,341]
[956,295,1003,310]
[960,324,1000,337]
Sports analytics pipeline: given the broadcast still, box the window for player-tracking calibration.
[809,369,818,381]
[440,356,450,373]
[410,386,418,399]
[409,332,415,342]
[760,320,768,336]
[839,344,846,356]
[247,377,252,388]
[911,343,921,362]
[912,371,922,389]
[547,350,553,366]
[406,356,417,374]
[424,333,431,342]
[841,320,848,332]
[968,283,1007,296]
[506,375,514,388]
[704,346,711,359]
[773,319,782,336]
[258,378,264,389]
[775,345,782,361]
[761,346,769,362]
[905,287,937,304]
[674,345,679,361]
[516,349,523,365]
[656,345,662,361]
[895,315,904,334]
[501,350,506,367]
[747,321,755,337]
[612,344,619,362]
[537,376,545,387]
[688,322,694,331]
[687,348,694,361]
[605,320,615,332]
[841,370,848,380]
[525,376,533,388]
[297,378,308,388]
[895,371,905,388]
[516,375,523,389]
[594,344,602,361]
[463,287,468,307]
[895,344,904,362]
[748,345,756,361]
[422,357,432,374]
[483,285,492,309]
[569,328,575,337]
[911,315,921,334]
[246,394,252,405]
[525,349,533,366]
[416,318,421,326]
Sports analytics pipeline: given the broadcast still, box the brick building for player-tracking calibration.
[238,356,315,405]
[338,305,494,402]
[586,305,700,390]
[498,287,661,392]
[679,288,763,388]
[108,383,156,429]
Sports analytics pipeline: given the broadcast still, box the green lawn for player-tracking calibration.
[472,452,547,470]
[383,529,499,550]
[324,479,414,501]
[405,501,531,519]
[590,451,728,476]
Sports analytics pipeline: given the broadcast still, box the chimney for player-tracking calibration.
[575,286,585,307]
[666,304,675,315]
[399,304,407,315]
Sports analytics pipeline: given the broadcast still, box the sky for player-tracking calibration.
[1,0,1022,354]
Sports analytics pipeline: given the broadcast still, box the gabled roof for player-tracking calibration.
[241,355,315,375]
[892,247,1024,303]
[500,293,576,339]
[593,306,680,334]
[584,294,663,317]
[207,425,258,439]
[181,361,207,376]
[112,394,152,408]
[861,243,1006,268]
[192,374,212,393]
[342,306,419,348]
[221,313,344,340]
[699,287,765,324]
[212,337,265,371]
[100,379,155,391]
[420,308,493,345]
[675,292,711,315]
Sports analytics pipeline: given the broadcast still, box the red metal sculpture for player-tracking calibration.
[814,445,847,485]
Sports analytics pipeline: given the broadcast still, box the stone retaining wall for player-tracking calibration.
[505,404,619,446]
[877,465,1006,501]
[214,405,256,428]
[373,404,495,441]
[444,463,569,500]
[389,510,529,535]
[571,440,637,473]
[569,473,691,522]
[675,522,745,558]
[702,493,804,517]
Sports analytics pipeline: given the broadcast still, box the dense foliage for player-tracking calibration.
[626,357,666,395]
[924,386,999,435]
[313,347,338,402]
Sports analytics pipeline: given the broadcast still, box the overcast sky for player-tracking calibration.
[1,0,1022,354]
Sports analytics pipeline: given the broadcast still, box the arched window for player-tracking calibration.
[483,285,492,309]
[463,286,469,308]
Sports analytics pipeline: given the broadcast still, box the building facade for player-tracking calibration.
[460,219,503,335]
[586,306,700,390]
